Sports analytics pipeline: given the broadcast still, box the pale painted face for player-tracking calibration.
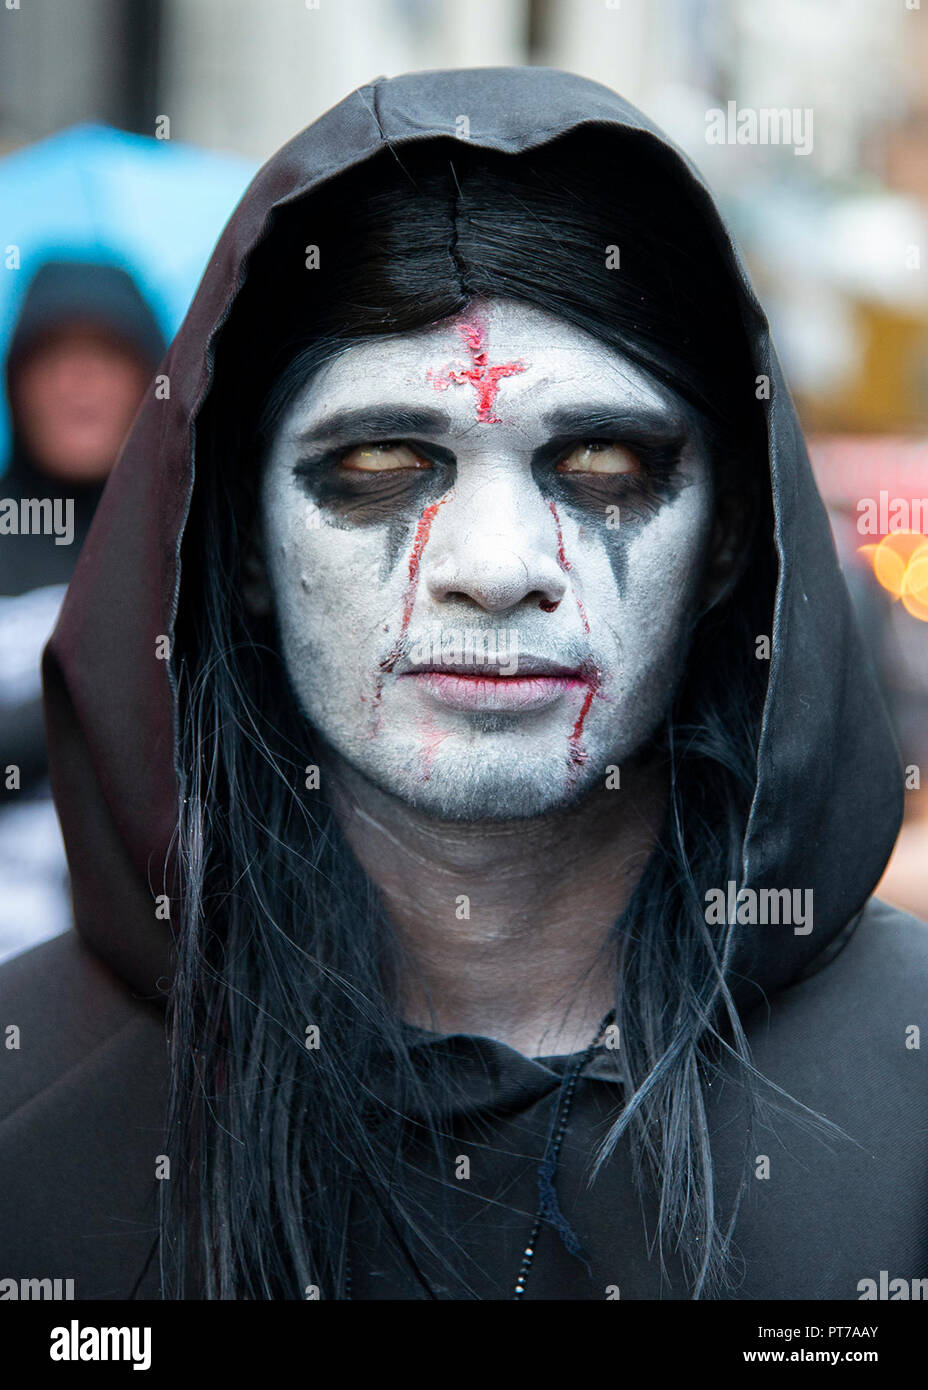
[255,298,717,820]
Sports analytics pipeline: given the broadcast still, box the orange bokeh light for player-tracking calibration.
[857,531,928,622]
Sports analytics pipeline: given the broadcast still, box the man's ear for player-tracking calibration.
[701,488,750,613]
[241,521,273,617]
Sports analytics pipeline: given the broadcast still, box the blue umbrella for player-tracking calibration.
[0,122,256,466]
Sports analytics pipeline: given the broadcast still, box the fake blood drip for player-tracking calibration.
[426,317,527,423]
[548,501,590,634]
[378,496,454,767]
[548,500,598,771]
[567,684,598,771]
[416,710,452,783]
[372,494,453,718]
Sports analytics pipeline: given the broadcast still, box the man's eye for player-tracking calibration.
[337,442,433,472]
[555,441,642,475]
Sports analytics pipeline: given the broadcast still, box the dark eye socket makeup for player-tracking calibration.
[288,403,693,521]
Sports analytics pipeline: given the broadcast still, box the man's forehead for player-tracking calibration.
[281,299,678,435]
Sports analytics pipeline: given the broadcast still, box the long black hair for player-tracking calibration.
[162,130,784,1299]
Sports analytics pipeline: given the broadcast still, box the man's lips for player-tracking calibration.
[399,659,591,713]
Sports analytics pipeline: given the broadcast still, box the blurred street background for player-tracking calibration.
[0,0,926,954]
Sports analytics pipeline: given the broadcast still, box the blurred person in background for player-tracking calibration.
[0,260,164,963]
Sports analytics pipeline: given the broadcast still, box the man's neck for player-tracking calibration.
[325,754,667,1057]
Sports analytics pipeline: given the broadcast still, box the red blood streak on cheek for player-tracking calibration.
[400,499,445,629]
[574,595,590,635]
[372,493,454,723]
[426,318,527,423]
[549,499,571,573]
[547,500,590,634]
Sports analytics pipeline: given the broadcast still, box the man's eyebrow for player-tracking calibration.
[291,402,692,450]
[293,406,451,447]
[539,404,690,441]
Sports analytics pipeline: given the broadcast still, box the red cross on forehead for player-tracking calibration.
[426,316,527,422]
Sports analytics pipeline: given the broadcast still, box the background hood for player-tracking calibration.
[0,259,165,597]
[42,66,903,1009]
[4,258,165,486]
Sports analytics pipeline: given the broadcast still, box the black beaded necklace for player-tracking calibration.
[512,1006,615,1298]
[342,1007,616,1301]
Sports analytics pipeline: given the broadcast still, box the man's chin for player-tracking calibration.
[368,754,600,824]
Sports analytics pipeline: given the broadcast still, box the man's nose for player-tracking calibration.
[55,353,101,395]
[424,472,568,614]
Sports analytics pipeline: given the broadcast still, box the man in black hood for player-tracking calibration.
[0,69,925,1303]
[0,261,164,961]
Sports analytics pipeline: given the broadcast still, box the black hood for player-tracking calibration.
[42,66,903,1010]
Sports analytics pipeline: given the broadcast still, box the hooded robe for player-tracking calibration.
[0,68,926,1301]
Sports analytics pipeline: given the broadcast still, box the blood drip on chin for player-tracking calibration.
[567,682,598,773]
[416,709,452,782]
[546,500,601,775]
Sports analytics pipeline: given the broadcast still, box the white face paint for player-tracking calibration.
[256,298,716,820]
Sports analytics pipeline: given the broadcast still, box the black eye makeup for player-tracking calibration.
[542,435,688,519]
[290,423,689,524]
[292,438,451,523]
